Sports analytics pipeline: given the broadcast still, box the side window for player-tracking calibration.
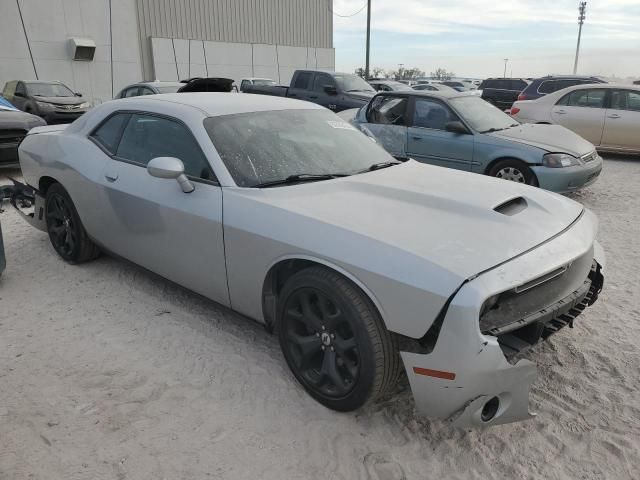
[511,80,527,91]
[367,95,408,125]
[292,72,312,90]
[561,89,606,108]
[413,99,457,130]
[2,81,16,97]
[610,90,640,112]
[90,113,131,154]
[15,82,26,96]
[538,80,556,94]
[627,91,640,112]
[313,73,336,93]
[124,87,140,98]
[241,80,249,90]
[140,88,154,96]
[116,113,215,181]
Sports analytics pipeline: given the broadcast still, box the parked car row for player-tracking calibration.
[10,92,604,428]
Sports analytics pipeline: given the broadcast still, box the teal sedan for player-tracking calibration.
[343,91,603,193]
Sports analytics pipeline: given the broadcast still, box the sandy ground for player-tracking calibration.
[0,158,639,480]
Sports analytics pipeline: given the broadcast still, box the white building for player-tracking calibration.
[0,0,335,104]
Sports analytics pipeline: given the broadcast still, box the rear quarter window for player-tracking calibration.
[90,113,131,154]
[293,72,312,90]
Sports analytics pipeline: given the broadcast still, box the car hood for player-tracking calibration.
[32,95,86,105]
[246,160,584,281]
[487,123,594,156]
[0,110,46,130]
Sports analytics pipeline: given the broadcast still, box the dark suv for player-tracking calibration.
[517,75,606,101]
[479,78,530,110]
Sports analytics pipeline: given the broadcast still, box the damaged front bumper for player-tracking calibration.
[400,210,604,428]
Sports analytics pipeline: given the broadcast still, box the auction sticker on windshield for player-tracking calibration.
[326,120,357,131]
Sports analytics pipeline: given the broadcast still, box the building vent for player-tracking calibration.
[70,38,96,61]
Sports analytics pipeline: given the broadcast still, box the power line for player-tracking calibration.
[328,0,367,18]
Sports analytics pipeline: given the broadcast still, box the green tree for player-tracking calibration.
[431,68,455,81]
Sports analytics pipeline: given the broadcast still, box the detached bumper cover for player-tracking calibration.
[10,180,47,232]
[401,211,604,427]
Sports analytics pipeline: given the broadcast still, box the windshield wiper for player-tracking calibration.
[253,173,347,188]
[481,127,506,133]
[355,161,402,174]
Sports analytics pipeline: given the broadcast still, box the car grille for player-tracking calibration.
[581,151,598,163]
[53,104,82,111]
[479,253,603,358]
[0,129,28,145]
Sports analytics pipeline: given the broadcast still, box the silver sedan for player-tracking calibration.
[14,93,604,427]
[511,83,640,154]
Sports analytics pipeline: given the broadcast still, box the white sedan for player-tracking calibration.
[511,84,640,154]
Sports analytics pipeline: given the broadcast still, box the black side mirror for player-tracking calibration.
[75,92,82,97]
[14,91,24,98]
[324,85,337,95]
[445,121,470,134]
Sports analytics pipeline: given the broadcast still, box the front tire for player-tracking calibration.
[278,266,401,412]
[45,183,100,263]
[488,159,538,186]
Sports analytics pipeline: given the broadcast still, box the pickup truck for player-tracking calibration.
[243,70,376,112]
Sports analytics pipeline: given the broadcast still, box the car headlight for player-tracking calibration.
[35,101,54,109]
[542,153,581,168]
[78,102,91,109]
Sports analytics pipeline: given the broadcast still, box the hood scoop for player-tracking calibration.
[494,197,528,216]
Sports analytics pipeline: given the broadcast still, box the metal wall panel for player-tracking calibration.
[137,0,333,79]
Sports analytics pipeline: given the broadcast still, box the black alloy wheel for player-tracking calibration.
[278,267,401,412]
[282,287,360,398]
[45,183,99,263]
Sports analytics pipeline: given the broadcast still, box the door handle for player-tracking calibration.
[411,136,422,141]
[104,172,118,182]
[555,109,567,114]
[289,93,297,97]
[607,114,621,119]
[308,95,318,99]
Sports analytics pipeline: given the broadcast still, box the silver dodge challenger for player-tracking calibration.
[13,93,604,427]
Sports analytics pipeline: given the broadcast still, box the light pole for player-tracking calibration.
[398,63,404,81]
[503,58,509,78]
[573,2,587,74]
[365,0,371,80]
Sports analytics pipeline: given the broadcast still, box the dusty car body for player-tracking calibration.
[14,93,604,427]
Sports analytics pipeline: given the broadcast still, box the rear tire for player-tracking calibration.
[488,159,538,186]
[277,266,401,412]
[45,183,100,263]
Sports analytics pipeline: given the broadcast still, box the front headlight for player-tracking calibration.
[35,101,54,109]
[542,153,581,168]
[78,102,91,109]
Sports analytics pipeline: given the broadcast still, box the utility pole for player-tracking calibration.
[503,59,508,78]
[573,2,587,74]
[365,0,371,80]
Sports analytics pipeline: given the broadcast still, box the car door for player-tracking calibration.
[12,82,28,110]
[359,94,409,158]
[601,89,640,151]
[310,72,337,110]
[287,71,314,102]
[90,111,230,306]
[551,88,607,144]
[406,97,474,170]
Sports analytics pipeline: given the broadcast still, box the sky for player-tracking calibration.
[332,0,640,79]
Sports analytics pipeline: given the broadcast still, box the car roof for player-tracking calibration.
[377,89,469,100]
[554,83,640,92]
[138,81,184,87]
[533,75,603,80]
[116,92,326,116]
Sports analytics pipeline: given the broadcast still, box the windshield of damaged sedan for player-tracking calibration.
[449,95,519,133]
[204,109,394,187]
[333,74,375,93]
